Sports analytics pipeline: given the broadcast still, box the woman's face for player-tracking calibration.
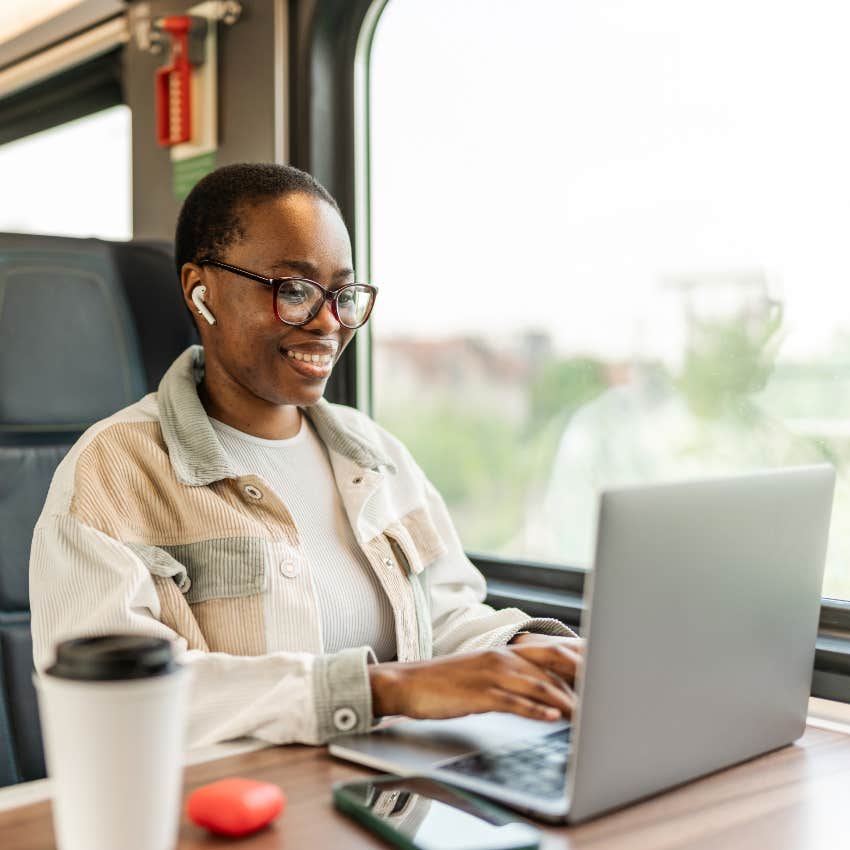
[194,192,357,407]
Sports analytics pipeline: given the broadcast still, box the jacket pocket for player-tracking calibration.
[158,537,266,603]
[131,538,268,656]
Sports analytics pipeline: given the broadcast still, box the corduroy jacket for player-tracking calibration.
[30,346,572,747]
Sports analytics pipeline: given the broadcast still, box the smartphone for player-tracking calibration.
[333,775,541,850]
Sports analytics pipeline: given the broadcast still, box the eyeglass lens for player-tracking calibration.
[277,280,374,328]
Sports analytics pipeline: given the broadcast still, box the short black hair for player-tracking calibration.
[174,162,340,278]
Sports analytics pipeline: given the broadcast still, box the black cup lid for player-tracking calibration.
[47,635,177,681]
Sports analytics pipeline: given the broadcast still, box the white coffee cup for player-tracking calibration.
[34,635,190,850]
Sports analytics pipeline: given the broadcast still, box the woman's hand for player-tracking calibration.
[369,638,584,723]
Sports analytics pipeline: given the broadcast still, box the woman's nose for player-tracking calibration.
[306,298,341,333]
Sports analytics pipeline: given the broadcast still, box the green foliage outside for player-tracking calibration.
[528,358,608,433]
[375,325,850,600]
[378,403,526,551]
[676,312,782,421]
[377,356,609,554]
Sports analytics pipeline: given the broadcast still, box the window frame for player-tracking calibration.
[289,0,850,703]
[0,49,122,147]
[0,0,126,146]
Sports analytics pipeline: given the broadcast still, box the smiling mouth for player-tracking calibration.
[282,348,335,380]
[287,350,334,366]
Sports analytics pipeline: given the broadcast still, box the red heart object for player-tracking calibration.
[186,777,286,837]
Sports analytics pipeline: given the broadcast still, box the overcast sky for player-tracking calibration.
[369,0,850,362]
[3,1,850,364]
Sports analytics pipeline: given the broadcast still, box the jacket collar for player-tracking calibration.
[157,346,395,486]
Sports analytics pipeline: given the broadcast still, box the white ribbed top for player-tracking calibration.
[208,413,397,662]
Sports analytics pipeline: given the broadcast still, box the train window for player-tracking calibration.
[368,0,850,600]
[0,104,131,239]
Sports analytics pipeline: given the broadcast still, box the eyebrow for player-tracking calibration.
[269,258,354,280]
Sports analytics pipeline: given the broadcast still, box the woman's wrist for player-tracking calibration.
[368,663,401,717]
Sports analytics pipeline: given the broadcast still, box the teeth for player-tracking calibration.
[287,350,333,365]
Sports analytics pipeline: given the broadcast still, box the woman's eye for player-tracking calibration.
[280,282,308,304]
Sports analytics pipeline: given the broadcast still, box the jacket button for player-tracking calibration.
[279,560,300,578]
[244,484,263,500]
[333,707,358,732]
[352,476,363,485]
[383,557,394,569]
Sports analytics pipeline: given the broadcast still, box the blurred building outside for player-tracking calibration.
[375,268,850,599]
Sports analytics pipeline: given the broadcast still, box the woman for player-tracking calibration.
[31,163,581,747]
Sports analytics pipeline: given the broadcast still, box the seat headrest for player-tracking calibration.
[0,233,194,433]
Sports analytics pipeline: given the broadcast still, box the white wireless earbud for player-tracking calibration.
[191,285,216,326]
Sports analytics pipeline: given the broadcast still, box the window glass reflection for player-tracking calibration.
[369,0,850,599]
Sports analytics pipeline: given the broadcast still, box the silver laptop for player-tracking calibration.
[330,466,835,824]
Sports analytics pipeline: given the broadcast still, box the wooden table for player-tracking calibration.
[2,722,850,850]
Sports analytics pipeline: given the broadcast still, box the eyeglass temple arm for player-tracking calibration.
[201,259,275,287]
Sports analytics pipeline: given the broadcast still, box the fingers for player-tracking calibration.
[508,643,582,684]
[498,672,575,718]
[546,670,574,696]
[486,688,563,722]
[475,649,577,720]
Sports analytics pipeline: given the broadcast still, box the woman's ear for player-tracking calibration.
[180,262,202,308]
[180,263,216,328]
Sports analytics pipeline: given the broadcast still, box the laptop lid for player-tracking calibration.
[566,465,835,823]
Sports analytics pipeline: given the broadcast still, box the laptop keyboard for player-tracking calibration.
[437,726,571,798]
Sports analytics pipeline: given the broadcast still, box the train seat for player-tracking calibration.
[0,233,197,786]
